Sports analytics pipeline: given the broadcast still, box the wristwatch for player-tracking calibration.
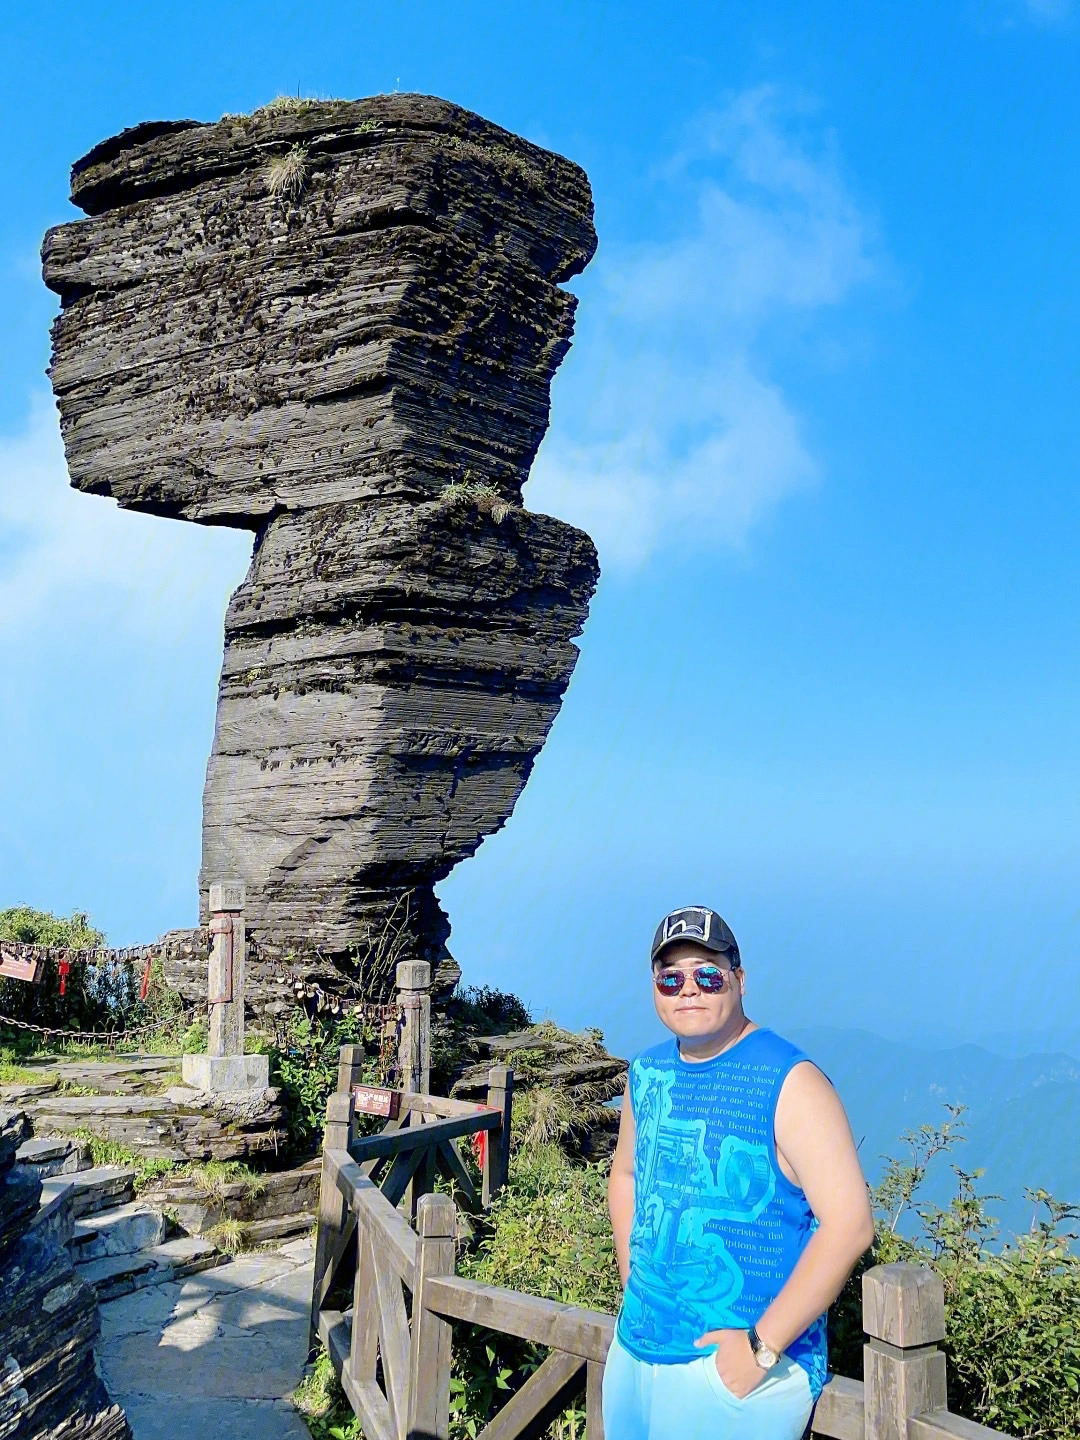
[747,1324,780,1371]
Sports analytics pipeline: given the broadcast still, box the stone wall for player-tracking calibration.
[0,1108,129,1439]
[42,94,598,993]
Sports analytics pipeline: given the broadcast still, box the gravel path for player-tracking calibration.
[98,1235,314,1440]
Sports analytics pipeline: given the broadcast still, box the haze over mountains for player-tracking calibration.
[790,1027,1080,1243]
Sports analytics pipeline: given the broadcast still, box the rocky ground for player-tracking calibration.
[97,1235,314,1440]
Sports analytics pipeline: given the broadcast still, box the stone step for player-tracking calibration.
[16,1135,91,1178]
[71,1202,168,1261]
[242,1212,316,1245]
[140,1157,319,1235]
[77,1236,226,1301]
[40,1165,136,1219]
[31,1184,76,1249]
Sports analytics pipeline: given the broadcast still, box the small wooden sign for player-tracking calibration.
[352,1084,401,1119]
[0,950,42,984]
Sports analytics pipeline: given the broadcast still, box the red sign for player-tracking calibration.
[0,950,42,984]
[352,1084,401,1119]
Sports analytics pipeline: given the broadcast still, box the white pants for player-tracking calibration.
[602,1331,814,1440]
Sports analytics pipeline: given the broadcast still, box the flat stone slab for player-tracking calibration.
[243,1213,315,1244]
[72,1202,168,1260]
[117,1397,308,1440]
[41,1165,136,1218]
[24,1085,285,1163]
[31,1184,76,1248]
[99,1237,315,1439]
[12,1056,183,1095]
[17,1134,77,1164]
[79,1236,225,1301]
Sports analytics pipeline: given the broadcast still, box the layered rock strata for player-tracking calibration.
[1,1059,285,1163]
[42,94,598,988]
[0,1108,130,1439]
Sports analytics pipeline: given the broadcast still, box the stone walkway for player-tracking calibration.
[98,1235,314,1440]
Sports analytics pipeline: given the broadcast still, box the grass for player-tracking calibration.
[186,1159,267,1207]
[268,144,309,201]
[0,1052,39,1086]
[293,1348,359,1440]
[205,1217,251,1255]
[67,1129,177,1188]
[441,478,515,524]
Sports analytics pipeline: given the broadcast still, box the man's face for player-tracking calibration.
[651,940,745,1040]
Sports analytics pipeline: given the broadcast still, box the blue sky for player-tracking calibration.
[3,0,1080,1067]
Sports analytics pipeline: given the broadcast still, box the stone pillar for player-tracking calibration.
[182,880,269,1092]
[863,1262,948,1440]
[396,960,431,1095]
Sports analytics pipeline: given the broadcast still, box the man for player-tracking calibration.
[605,906,874,1440]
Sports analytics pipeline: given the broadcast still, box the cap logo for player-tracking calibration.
[664,909,710,943]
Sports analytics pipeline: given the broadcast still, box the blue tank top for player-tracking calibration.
[616,1028,828,1398]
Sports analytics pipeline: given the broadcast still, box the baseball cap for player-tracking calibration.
[651,906,741,966]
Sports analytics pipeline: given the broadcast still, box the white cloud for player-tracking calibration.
[530,362,817,566]
[0,395,251,638]
[526,87,879,568]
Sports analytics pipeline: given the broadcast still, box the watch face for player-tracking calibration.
[749,1328,779,1369]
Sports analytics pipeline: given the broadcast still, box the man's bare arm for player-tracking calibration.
[755,1061,875,1354]
[608,1083,636,1287]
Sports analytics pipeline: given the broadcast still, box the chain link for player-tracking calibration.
[0,1007,193,1045]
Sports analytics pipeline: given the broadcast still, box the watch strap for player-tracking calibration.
[747,1324,780,1369]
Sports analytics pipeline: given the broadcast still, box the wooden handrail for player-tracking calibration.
[349,1107,500,1163]
[325,1148,418,1286]
[424,1276,614,1364]
[811,1375,864,1439]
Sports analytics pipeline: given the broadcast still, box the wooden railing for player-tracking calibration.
[310,1050,1015,1440]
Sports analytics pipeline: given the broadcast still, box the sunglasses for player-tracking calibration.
[653,963,735,997]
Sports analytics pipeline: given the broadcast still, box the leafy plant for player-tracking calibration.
[830,1107,1080,1440]
[267,1007,383,1156]
[0,907,189,1054]
[293,1348,361,1439]
[0,906,104,948]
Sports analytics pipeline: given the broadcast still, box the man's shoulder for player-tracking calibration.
[748,1026,814,1068]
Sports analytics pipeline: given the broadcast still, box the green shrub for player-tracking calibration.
[267,1007,385,1156]
[0,906,104,948]
[830,1108,1080,1440]
[0,908,188,1052]
[463,1142,619,1310]
[440,1143,617,1439]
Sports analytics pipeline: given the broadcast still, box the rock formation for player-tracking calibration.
[42,94,598,991]
[0,1108,130,1439]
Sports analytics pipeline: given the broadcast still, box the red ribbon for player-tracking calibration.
[58,959,71,997]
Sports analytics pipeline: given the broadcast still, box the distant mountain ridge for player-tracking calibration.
[787,1026,1080,1242]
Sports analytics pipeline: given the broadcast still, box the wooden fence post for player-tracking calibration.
[863,1262,948,1440]
[397,960,431,1096]
[337,1042,367,1095]
[407,1192,456,1440]
[309,1088,355,1353]
[482,1064,514,1207]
